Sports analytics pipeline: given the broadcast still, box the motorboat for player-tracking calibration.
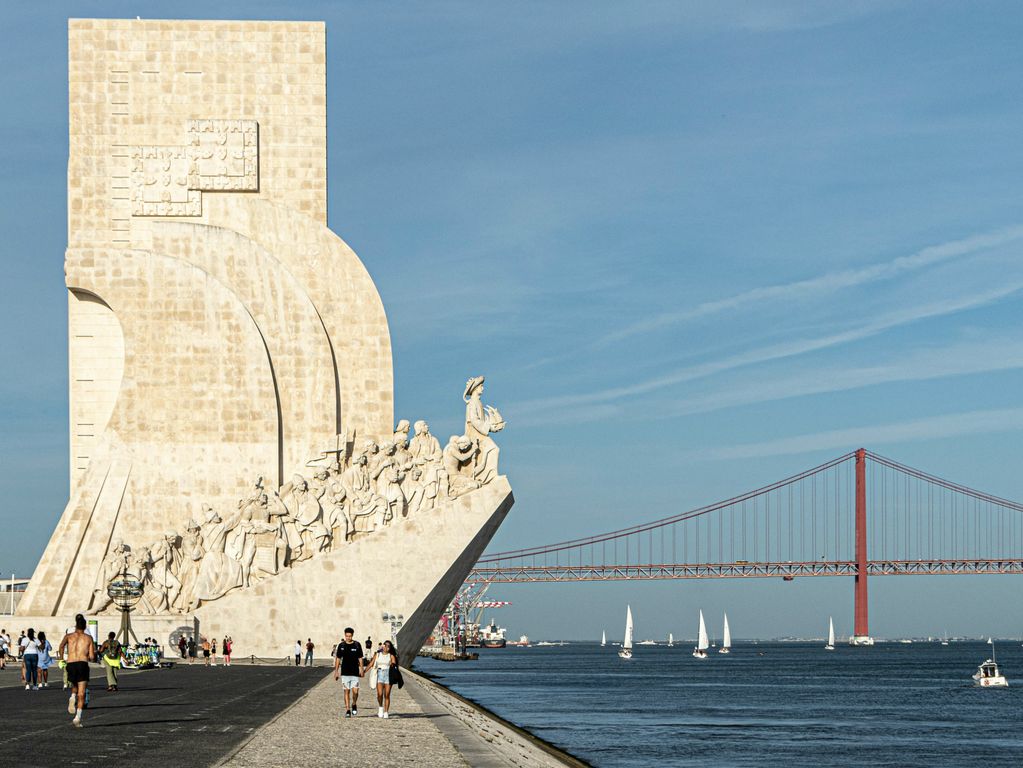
[619,605,634,659]
[638,639,657,646]
[973,642,1008,687]
[693,609,709,659]
[719,614,731,654]
[825,617,835,650]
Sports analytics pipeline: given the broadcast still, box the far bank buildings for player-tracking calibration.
[16,19,513,659]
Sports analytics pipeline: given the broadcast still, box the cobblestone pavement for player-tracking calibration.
[221,672,471,768]
[0,664,326,768]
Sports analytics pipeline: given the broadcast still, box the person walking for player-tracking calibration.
[333,627,365,718]
[20,628,41,690]
[211,638,218,666]
[99,632,122,691]
[368,640,402,718]
[202,638,211,666]
[187,636,197,664]
[223,636,232,666]
[0,628,9,670]
[294,640,302,666]
[59,614,96,728]
[178,635,187,659]
[37,631,53,687]
[305,638,314,666]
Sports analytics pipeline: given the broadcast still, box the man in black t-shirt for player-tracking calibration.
[333,627,365,718]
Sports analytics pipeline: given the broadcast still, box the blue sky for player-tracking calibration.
[2,1,1023,640]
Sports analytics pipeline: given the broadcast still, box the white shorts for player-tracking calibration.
[341,675,360,689]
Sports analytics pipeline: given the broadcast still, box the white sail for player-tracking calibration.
[668,632,674,646]
[624,606,634,650]
[722,614,731,649]
[828,617,835,647]
[601,630,606,647]
[697,609,709,651]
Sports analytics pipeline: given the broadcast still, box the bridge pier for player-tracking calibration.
[851,448,874,646]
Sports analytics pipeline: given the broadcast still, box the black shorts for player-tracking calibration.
[67,661,90,685]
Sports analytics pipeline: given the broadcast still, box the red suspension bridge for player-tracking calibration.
[469,449,1023,643]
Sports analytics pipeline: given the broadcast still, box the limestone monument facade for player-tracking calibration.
[17,19,514,662]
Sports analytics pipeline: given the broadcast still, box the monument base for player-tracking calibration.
[16,478,513,664]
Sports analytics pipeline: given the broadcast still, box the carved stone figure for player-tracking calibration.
[226,499,279,586]
[410,420,443,511]
[148,531,181,613]
[394,418,410,445]
[175,519,204,611]
[131,546,160,614]
[194,504,244,606]
[323,469,351,548]
[91,539,131,612]
[464,375,505,485]
[341,453,387,537]
[278,474,330,559]
[410,420,442,463]
[444,435,480,498]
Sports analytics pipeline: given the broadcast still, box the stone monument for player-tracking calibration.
[16,19,514,662]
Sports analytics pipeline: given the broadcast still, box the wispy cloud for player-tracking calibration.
[513,281,1023,417]
[660,334,1023,419]
[690,407,1023,461]
[599,225,1023,346]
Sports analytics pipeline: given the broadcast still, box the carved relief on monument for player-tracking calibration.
[92,376,508,615]
[130,119,259,217]
[188,119,259,191]
[131,146,202,216]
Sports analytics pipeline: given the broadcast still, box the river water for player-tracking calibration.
[417,640,1023,767]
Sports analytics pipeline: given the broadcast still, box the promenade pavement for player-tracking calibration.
[0,663,325,768]
[221,670,473,768]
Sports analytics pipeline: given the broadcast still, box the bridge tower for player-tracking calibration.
[850,448,874,646]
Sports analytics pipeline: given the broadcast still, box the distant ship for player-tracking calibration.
[481,618,507,648]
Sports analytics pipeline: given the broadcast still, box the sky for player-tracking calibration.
[2,1,1023,640]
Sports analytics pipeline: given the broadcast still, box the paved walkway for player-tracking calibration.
[220,672,473,768]
[0,664,325,768]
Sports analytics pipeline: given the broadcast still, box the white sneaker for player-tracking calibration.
[25,685,30,690]
[68,695,76,715]
[383,711,389,719]
[377,707,384,718]
[72,717,83,728]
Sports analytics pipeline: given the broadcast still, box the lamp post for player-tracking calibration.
[381,612,404,644]
[107,567,144,646]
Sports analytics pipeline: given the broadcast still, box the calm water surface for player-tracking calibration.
[418,641,1023,767]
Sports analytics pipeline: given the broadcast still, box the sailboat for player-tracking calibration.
[719,613,731,654]
[825,617,835,650]
[693,609,709,659]
[601,630,606,647]
[619,606,634,659]
[940,630,949,646]
[668,632,674,647]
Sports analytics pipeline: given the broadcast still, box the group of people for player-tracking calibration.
[176,633,234,666]
[2,627,56,689]
[0,616,96,727]
[332,628,403,719]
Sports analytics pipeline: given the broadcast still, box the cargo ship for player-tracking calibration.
[481,619,508,648]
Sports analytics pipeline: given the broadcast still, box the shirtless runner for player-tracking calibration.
[58,614,96,728]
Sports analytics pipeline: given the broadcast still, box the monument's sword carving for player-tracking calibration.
[17,19,513,661]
